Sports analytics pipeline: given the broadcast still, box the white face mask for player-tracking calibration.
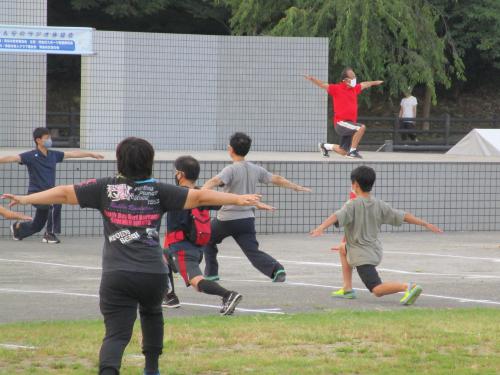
[349,78,357,88]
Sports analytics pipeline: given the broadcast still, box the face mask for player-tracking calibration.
[349,78,357,88]
[43,138,52,148]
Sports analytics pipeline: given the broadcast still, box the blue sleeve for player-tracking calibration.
[54,150,65,163]
[19,151,32,166]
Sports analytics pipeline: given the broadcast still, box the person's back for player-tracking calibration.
[216,160,272,221]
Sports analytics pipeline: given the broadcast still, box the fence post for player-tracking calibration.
[393,116,398,145]
[444,113,450,146]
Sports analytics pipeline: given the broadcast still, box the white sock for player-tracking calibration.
[324,143,334,151]
[349,147,356,152]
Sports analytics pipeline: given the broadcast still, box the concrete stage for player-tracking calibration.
[0,149,499,235]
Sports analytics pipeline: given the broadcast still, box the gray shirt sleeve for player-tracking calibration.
[217,165,234,186]
[379,201,405,226]
[257,166,273,184]
[334,201,355,227]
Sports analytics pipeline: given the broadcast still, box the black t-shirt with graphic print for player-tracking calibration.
[74,177,189,274]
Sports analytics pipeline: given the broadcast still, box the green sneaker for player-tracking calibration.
[400,283,423,305]
[331,288,357,299]
[272,269,286,282]
[205,275,220,281]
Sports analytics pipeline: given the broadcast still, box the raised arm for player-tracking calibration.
[64,151,104,160]
[202,176,224,190]
[270,175,311,192]
[0,155,21,164]
[2,185,78,206]
[360,80,384,90]
[310,213,339,237]
[0,206,32,221]
[404,213,442,233]
[304,75,329,91]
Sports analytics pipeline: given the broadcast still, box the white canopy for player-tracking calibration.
[446,129,500,156]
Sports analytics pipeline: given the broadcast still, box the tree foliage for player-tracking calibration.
[219,0,468,105]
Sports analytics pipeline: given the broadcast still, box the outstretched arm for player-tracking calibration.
[360,80,383,90]
[202,176,224,190]
[271,175,311,192]
[183,189,271,210]
[304,75,329,91]
[0,206,32,221]
[64,151,104,160]
[310,213,339,237]
[0,155,21,164]
[404,213,443,233]
[2,185,78,206]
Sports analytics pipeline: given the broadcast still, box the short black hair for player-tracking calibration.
[229,132,252,156]
[174,155,200,181]
[116,137,155,180]
[340,67,353,80]
[350,166,376,192]
[33,127,50,144]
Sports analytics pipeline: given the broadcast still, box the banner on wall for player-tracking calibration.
[0,25,94,55]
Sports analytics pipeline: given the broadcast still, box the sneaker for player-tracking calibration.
[331,288,357,299]
[400,283,423,305]
[346,150,362,159]
[205,275,220,281]
[220,291,242,316]
[272,269,286,282]
[318,142,329,157]
[10,222,21,241]
[42,232,60,244]
[162,292,181,308]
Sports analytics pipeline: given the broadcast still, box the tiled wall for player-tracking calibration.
[80,32,328,151]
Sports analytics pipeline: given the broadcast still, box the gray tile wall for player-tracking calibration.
[80,32,328,151]
[0,1,47,147]
[1,160,498,237]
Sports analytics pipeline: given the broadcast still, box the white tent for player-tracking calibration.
[446,129,500,156]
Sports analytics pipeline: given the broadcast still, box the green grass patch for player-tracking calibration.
[1,309,499,374]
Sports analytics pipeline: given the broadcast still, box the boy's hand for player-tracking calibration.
[426,223,443,233]
[294,185,312,192]
[309,227,324,237]
[255,201,276,211]
[331,242,346,255]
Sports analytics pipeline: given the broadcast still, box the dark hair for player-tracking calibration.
[116,137,155,180]
[229,132,252,156]
[350,166,376,192]
[33,127,50,144]
[174,155,200,181]
[340,67,354,81]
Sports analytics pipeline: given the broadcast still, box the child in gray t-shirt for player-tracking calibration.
[310,166,442,305]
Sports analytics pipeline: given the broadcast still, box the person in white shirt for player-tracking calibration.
[399,91,418,141]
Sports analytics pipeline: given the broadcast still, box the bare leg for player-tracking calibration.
[332,145,348,156]
[351,124,366,149]
[372,282,407,297]
[339,250,353,291]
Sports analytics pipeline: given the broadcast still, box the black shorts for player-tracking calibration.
[334,121,363,151]
[168,241,203,287]
[356,265,382,292]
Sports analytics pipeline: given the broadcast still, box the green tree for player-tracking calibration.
[219,0,466,123]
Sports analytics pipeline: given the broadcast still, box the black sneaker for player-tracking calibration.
[10,222,21,241]
[162,292,181,308]
[318,142,329,157]
[220,292,242,316]
[42,232,60,244]
[272,269,286,282]
[346,150,362,159]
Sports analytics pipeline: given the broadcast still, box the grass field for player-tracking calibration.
[1,309,499,374]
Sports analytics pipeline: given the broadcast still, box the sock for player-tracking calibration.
[198,279,230,298]
[144,353,160,374]
[349,147,356,152]
[324,143,334,151]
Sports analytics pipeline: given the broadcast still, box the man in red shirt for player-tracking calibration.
[305,67,383,158]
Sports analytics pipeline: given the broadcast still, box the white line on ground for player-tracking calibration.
[0,288,283,315]
[383,251,500,263]
[221,278,500,306]
[0,343,37,350]
[0,258,101,270]
[219,256,500,279]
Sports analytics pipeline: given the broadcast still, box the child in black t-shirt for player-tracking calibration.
[163,156,242,316]
[2,137,271,375]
